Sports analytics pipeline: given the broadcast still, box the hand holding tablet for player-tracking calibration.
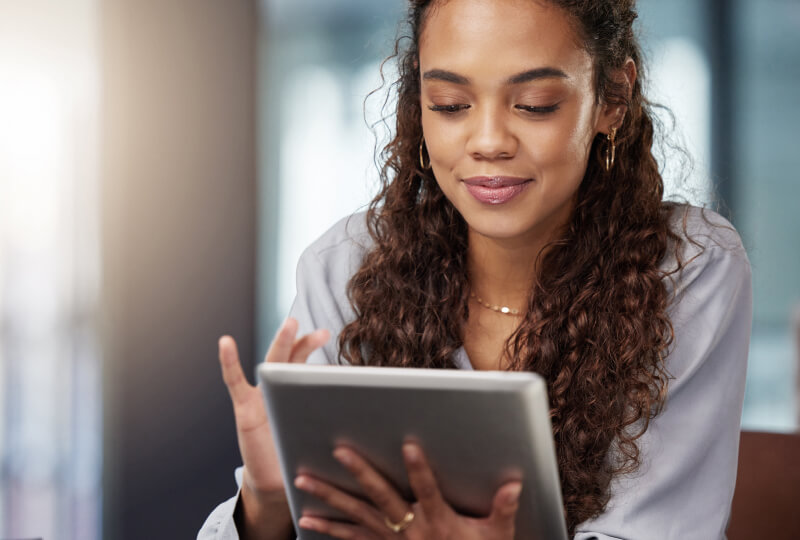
[260,363,568,540]
[219,319,567,539]
[293,442,524,539]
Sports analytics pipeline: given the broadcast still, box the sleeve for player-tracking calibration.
[574,242,753,540]
[196,468,244,540]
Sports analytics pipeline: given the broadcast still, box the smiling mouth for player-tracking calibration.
[462,176,532,188]
[461,176,533,205]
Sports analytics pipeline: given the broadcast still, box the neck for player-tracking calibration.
[467,230,549,309]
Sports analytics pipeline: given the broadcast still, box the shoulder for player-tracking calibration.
[307,211,373,256]
[662,204,751,295]
[289,212,374,361]
[292,211,373,317]
[661,204,753,383]
[297,211,374,283]
[668,204,746,258]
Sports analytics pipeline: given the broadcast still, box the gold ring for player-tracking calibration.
[384,510,415,533]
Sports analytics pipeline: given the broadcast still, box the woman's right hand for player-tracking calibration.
[219,318,330,540]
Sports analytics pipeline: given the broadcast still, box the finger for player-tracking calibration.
[333,447,411,526]
[403,443,449,522]
[289,328,331,363]
[298,515,378,540]
[487,481,522,533]
[219,335,254,405]
[264,317,299,364]
[294,475,386,533]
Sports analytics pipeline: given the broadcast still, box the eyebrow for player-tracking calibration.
[422,67,569,86]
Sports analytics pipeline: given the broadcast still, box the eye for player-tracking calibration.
[515,104,560,115]
[428,104,470,114]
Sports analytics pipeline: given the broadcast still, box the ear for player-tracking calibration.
[597,57,637,135]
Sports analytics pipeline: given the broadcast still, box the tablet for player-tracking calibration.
[258,363,568,540]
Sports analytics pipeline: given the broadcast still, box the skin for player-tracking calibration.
[219,320,330,540]
[220,0,635,538]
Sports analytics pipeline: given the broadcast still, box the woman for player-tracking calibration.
[200,0,751,538]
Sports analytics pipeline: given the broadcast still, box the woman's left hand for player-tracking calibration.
[294,442,522,539]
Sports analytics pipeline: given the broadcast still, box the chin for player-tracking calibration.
[457,197,574,247]
[463,211,538,241]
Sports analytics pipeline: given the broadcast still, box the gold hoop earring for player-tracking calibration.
[605,127,617,172]
[419,138,431,170]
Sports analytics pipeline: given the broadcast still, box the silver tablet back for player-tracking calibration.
[259,363,568,540]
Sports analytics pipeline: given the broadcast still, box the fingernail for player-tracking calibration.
[333,448,353,466]
[298,517,317,530]
[294,476,313,492]
[403,443,420,463]
[506,484,522,504]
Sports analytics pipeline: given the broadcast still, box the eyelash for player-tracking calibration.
[427,104,560,115]
[428,104,469,114]
[515,104,560,114]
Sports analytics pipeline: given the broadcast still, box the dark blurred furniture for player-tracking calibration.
[727,430,800,539]
[795,304,800,423]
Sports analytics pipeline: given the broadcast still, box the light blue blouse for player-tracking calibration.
[199,206,752,540]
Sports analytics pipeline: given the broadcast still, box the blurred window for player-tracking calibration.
[257,0,405,351]
[730,0,800,431]
[0,1,102,539]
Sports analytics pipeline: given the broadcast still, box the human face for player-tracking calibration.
[419,0,615,248]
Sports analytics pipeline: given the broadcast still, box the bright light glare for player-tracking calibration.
[0,68,64,250]
[0,1,102,538]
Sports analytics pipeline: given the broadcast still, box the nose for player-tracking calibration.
[465,106,518,161]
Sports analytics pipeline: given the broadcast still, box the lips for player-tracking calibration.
[463,176,530,188]
[462,176,533,205]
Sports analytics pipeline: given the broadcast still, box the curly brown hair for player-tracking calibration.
[338,0,684,534]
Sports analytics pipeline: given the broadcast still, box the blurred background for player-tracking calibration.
[0,0,797,538]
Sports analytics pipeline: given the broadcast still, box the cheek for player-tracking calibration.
[527,107,597,169]
[421,113,464,168]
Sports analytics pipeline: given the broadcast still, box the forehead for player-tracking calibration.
[419,0,592,83]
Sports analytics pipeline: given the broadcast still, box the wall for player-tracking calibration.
[101,1,257,537]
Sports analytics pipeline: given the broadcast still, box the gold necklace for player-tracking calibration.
[469,292,523,316]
